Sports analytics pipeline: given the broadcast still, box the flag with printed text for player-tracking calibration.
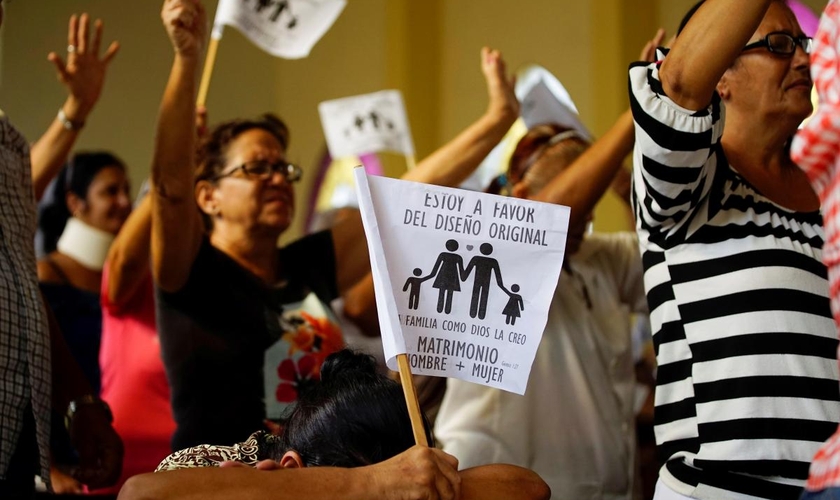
[212,0,346,59]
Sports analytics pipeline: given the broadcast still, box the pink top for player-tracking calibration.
[98,262,175,491]
[791,0,840,491]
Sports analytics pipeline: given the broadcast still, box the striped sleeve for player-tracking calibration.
[629,59,725,241]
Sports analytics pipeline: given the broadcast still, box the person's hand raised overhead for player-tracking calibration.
[162,0,207,59]
[47,13,119,128]
[482,47,519,123]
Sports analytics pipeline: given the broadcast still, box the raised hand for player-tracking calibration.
[161,0,207,59]
[47,14,119,125]
[482,47,519,122]
[639,28,667,63]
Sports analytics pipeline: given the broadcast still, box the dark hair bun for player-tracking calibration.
[319,350,379,384]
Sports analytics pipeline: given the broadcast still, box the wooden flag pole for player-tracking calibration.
[396,353,428,446]
[197,36,221,108]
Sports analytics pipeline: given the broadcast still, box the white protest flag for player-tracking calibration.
[355,170,569,394]
[212,0,346,59]
[517,65,592,140]
[319,90,415,160]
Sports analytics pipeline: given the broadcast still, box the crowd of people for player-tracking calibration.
[3,0,840,499]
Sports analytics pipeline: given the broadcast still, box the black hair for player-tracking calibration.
[37,151,126,255]
[194,113,290,231]
[195,113,290,183]
[279,349,433,467]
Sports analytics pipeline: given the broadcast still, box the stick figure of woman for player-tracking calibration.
[502,284,524,325]
[424,239,466,314]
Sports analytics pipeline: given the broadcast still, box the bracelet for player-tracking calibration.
[57,108,85,131]
[64,395,113,431]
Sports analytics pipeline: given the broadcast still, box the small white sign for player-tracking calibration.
[517,65,592,140]
[355,170,569,394]
[319,90,415,159]
[212,0,346,59]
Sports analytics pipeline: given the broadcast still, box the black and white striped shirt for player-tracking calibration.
[629,59,840,500]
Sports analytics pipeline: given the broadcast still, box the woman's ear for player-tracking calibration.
[65,191,86,218]
[280,451,305,469]
[716,72,731,101]
[195,180,219,217]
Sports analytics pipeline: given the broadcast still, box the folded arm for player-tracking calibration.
[118,447,548,500]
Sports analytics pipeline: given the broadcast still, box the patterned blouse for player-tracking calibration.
[156,431,281,471]
[791,0,840,492]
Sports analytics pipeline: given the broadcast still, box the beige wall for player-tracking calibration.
[1,0,829,239]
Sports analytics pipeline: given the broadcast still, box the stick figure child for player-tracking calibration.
[403,268,426,310]
[502,284,524,325]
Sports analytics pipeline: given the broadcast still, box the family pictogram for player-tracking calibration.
[403,239,524,323]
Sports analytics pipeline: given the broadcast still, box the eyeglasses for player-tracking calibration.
[498,129,588,196]
[214,160,302,182]
[742,32,813,56]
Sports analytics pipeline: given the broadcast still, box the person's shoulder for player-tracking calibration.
[37,253,70,284]
[282,230,333,254]
[578,232,639,257]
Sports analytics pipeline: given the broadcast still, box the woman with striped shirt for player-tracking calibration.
[629,1,839,499]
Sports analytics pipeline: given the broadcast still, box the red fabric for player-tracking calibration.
[791,0,840,491]
[97,262,175,492]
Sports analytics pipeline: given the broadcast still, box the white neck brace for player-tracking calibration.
[56,217,115,271]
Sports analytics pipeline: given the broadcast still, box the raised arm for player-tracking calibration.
[332,48,517,293]
[402,47,518,187]
[150,0,207,293]
[30,14,119,200]
[106,195,152,309]
[533,30,665,230]
[659,0,771,110]
[532,110,633,228]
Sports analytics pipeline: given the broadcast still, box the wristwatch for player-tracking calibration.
[57,108,85,131]
[64,395,113,431]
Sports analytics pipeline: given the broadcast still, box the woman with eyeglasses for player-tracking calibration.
[150,0,520,452]
[149,0,367,451]
[629,1,839,499]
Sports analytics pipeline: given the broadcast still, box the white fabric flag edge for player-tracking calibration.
[353,168,406,371]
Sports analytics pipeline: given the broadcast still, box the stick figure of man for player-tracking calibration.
[403,268,426,310]
[463,243,505,320]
